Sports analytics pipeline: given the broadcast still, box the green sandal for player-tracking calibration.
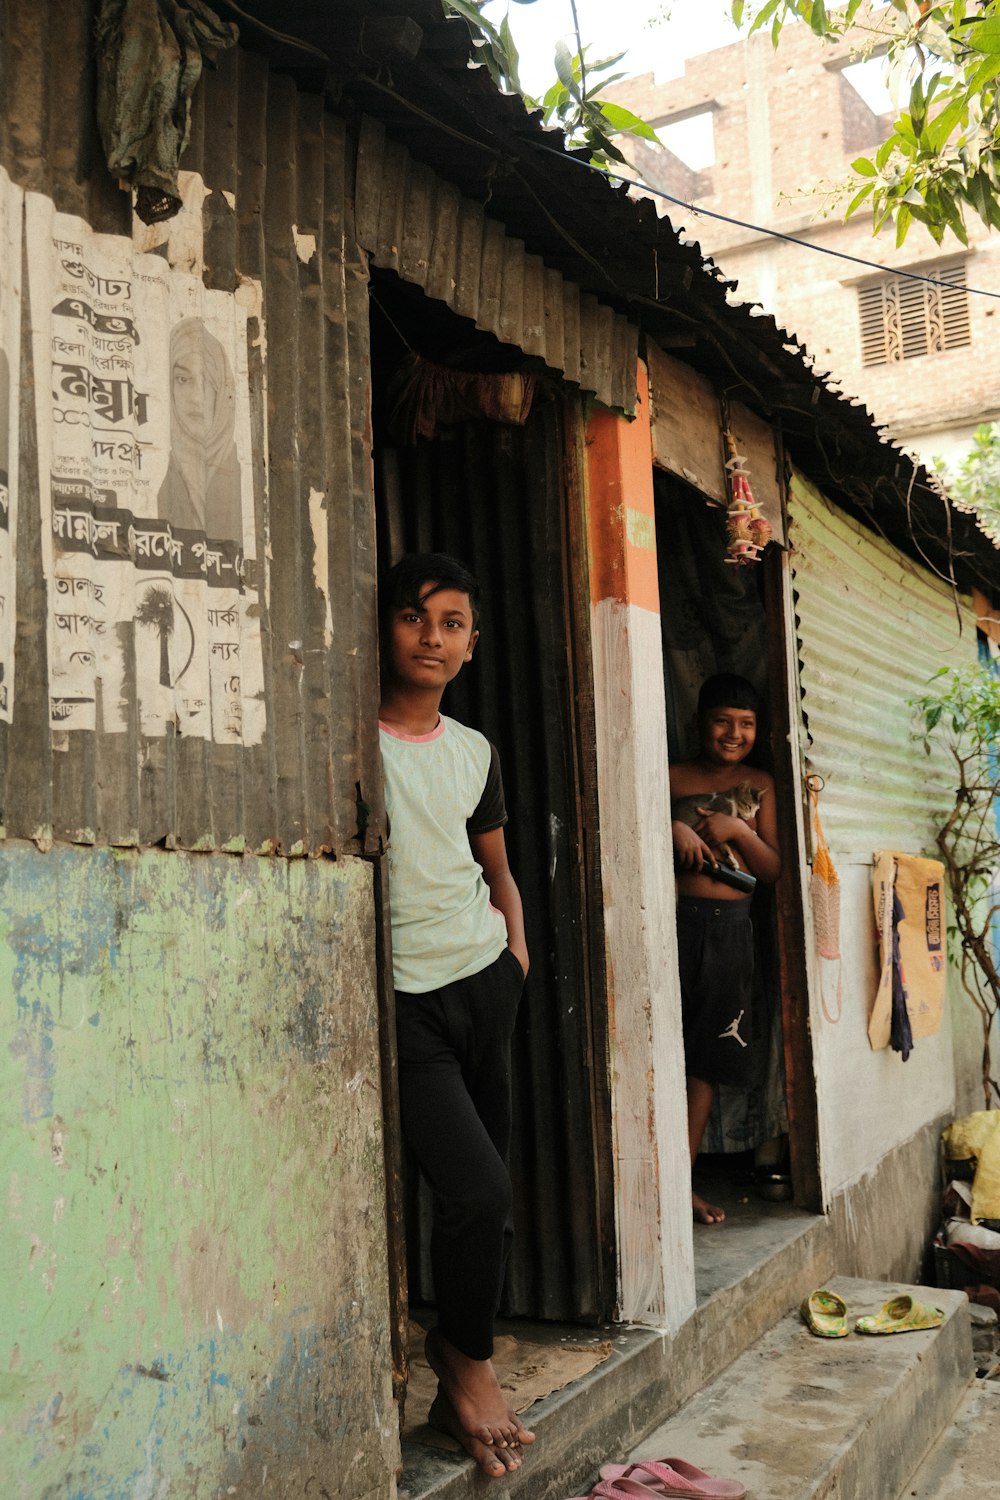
[855,1294,944,1335]
[800,1288,849,1338]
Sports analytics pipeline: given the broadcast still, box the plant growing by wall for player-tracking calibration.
[914,663,1000,1106]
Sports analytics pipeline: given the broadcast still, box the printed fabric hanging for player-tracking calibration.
[808,775,842,1024]
[869,852,947,1057]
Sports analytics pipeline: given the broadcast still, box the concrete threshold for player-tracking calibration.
[399,1202,827,1500]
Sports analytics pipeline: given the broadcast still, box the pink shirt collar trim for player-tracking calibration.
[379,716,445,743]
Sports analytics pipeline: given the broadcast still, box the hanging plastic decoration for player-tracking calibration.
[723,429,773,566]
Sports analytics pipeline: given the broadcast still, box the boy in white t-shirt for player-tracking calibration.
[379,553,534,1478]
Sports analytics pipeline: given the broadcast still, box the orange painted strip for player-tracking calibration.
[585,361,660,612]
[973,587,1000,644]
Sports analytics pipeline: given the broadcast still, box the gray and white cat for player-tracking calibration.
[671,780,764,869]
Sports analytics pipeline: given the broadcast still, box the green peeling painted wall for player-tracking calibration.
[0,841,397,1500]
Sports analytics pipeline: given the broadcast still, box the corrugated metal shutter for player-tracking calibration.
[789,472,977,856]
[355,116,639,416]
[0,9,382,856]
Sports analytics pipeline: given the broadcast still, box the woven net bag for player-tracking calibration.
[808,776,842,1024]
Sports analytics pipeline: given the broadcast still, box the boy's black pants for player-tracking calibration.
[395,946,525,1361]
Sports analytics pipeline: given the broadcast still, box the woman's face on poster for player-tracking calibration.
[172,354,210,438]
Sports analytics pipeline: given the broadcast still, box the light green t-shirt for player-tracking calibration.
[379,715,509,994]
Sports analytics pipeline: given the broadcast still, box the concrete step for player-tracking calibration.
[895,1377,999,1500]
[627,1277,971,1500]
[400,1207,833,1500]
[398,1206,839,1500]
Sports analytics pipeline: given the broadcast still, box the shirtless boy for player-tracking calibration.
[670,674,781,1225]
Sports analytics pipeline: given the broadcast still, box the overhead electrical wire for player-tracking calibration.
[516,0,1000,301]
[530,140,1000,302]
[359,67,1000,306]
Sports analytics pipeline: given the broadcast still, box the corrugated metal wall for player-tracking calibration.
[356,116,639,416]
[0,0,382,856]
[2,0,619,1328]
[789,472,977,855]
[378,405,614,1323]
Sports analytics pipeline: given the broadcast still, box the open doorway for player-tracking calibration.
[655,468,819,1220]
[368,268,616,1347]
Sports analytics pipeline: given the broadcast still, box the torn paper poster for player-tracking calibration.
[26,185,266,746]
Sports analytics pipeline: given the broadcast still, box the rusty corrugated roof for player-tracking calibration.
[229,0,999,598]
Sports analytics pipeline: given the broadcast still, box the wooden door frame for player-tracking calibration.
[559,399,618,1320]
[763,545,822,1212]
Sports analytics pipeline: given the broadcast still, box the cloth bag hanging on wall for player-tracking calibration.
[869,851,947,1056]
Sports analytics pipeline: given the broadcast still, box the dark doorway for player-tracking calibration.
[370,269,616,1324]
[654,468,819,1210]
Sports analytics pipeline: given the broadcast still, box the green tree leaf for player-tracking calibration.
[923,96,968,153]
[747,0,783,41]
[540,80,569,113]
[597,101,661,143]
[809,0,828,37]
[966,53,1000,92]
[554,38,581,102]
[731,0,1000,242]
[497,14,522,94]
[844,179,876,217]
[960,17,1000,54]
[894,203,912,245]
[875,135,896,170]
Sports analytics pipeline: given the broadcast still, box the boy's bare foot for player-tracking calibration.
[425,1327,536,1452]
[429,1391,522,1478]
[692,1190,725,1224]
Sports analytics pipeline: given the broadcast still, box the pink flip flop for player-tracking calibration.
[598,1459,747,1499]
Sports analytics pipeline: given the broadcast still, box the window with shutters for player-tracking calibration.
[857,262,971,366]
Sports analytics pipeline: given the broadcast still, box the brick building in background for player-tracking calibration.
[611,11,1000,468]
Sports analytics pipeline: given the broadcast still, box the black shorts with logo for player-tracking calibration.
[676,895,754,1087]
